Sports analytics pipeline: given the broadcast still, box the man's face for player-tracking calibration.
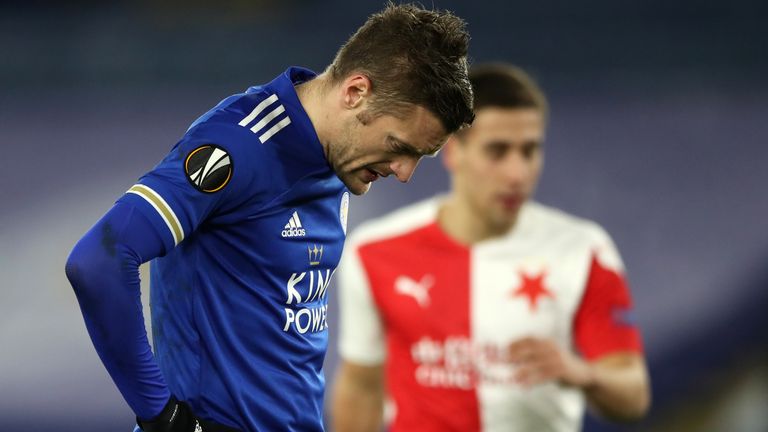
[447,107,545,230]
[329,105,448,195]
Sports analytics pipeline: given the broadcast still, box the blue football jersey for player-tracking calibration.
[118,67,349,431]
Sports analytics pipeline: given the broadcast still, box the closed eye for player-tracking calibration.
[389,137,424,158]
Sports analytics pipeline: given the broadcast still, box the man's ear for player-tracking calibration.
[442,135,461,173]
[340,74,372,110]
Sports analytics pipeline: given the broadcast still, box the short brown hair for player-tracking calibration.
[329,2,474,133]
[469,63,548,118]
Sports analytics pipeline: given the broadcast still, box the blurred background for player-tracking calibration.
[1,0,767,431]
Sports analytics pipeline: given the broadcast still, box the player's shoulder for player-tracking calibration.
[524,202,625,271]
[348,197,441,248]
[184,85,292,149]
[522,201,612,244]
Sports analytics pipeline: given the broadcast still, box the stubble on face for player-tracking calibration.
[327,112,373,195]
[329,106,448,195]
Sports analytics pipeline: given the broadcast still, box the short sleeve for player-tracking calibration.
[337,239,387,365]
[573,227,644,360]
[117,122,260,253]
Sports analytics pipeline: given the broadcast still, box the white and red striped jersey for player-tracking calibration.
[338,197,643,432]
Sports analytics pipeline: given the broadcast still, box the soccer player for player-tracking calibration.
[332,64,651,432]
[64,4,474,431]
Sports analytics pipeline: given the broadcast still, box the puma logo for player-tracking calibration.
[394,274,434,308]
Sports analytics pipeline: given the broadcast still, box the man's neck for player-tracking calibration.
[437,195,518,245]
[295,73,332,158]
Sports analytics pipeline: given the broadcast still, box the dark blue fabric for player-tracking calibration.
[65,201,170,419]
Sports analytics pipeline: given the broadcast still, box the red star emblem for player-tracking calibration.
[511,270,553,312]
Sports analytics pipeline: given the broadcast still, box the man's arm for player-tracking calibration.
[509,338,650,421]
[334,234,389,431]
[65,201,171,420]
[556,231,650,421]
[331,360,385,432]
[582,352,650,421]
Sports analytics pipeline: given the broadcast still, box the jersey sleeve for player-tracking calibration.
[66,201,171,419]
[337,238,387,365]
[117,122,264,253]
[573,226,644,360]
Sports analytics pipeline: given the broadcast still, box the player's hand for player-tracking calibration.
[137,396,202,432]
[507,337,593,389]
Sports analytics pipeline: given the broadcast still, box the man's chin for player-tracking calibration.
[342,177,371,196]
[491,207,522,229]
[354,182,372,195]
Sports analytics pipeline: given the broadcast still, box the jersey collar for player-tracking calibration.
[266,67,326,162]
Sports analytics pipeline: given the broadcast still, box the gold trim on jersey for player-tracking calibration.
[127,184,184,245]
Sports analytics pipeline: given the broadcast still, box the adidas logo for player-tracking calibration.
[281,211,306,238]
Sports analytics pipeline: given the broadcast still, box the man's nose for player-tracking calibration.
[503,153,529,185]
[390,156,421,183]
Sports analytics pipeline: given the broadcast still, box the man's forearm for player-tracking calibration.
[582,354,650,421]
[332,363,384,432]
[66,202,170,419]
[332,388,383,432]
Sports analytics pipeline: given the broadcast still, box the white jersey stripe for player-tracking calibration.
[127,184,184,246]
[238,94,279,127]
[259,117,292,143]
[250,104,286,134]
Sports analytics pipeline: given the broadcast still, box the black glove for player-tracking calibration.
[137,396,201,432]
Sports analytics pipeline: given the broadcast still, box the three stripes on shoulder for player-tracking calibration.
[238,94,292,144]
